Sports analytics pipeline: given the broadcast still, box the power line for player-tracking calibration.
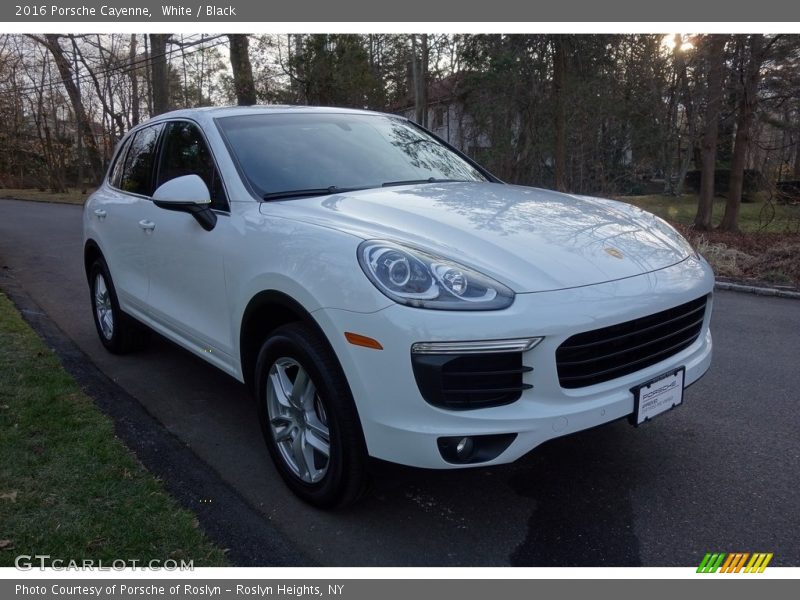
[75,33,227,79]
[16,34,228,96]
[0,34,229,97]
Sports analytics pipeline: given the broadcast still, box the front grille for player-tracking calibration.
[412,352,532,410]
[556,295,709,389]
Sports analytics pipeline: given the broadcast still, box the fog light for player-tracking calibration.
[437,433,517,464]
[456,437,474,458]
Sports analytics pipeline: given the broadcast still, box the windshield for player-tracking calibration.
[215,112,488,198]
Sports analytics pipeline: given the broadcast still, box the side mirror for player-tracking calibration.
[152,174,217,231]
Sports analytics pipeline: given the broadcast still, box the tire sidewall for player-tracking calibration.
[255,325,362,508]
[89,259,124,353]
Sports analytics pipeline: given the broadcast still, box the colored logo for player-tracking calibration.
[604,247,624,259]
[697,552,773,573]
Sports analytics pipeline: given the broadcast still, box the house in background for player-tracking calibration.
[392,73,490,157]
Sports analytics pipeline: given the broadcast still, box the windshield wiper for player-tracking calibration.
[263,179,464,199]
[262,186,363,201]
[382,177,464,187]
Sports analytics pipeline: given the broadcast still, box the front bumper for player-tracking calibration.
[312,256,714,469]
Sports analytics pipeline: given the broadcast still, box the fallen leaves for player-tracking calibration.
[0,490,18,502]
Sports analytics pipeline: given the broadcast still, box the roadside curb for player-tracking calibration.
[0,195,85,207]
[714,281,800,300]
[0,274,315,567]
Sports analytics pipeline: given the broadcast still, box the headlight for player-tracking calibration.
[357,241,514,310]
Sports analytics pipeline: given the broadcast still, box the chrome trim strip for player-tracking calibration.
[411,337,543,355]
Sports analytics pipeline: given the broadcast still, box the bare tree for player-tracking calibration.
[694,35,728,230]
[72,36,125,139]
[13,41,69,191]
[27,34,103,181]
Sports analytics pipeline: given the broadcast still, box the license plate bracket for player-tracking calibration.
[630,367,685,426]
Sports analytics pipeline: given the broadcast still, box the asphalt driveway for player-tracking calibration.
[1,198,798,566]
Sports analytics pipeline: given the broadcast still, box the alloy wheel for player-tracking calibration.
[94,273,114,340]
[265,357,331,483]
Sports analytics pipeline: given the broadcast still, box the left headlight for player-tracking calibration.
[357,240,514,310]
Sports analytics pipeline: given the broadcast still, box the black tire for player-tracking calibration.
[255,322,369,508]
[89,258,148,354]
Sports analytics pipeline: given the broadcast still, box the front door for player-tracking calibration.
[143,121,235,371]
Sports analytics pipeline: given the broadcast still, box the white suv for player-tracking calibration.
[83,106,713,507]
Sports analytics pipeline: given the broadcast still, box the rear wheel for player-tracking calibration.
[255,323,368,508]
[89,258,148,354]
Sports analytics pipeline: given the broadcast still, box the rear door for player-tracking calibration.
[98,123,164,316]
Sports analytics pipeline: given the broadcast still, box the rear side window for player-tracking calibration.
[120,123,164,196]
[156,122,228,211]
[108,138,131,188]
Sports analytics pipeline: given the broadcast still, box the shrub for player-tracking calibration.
[776,180,800,204]
[684,169,764,200]
[693,237,755,278]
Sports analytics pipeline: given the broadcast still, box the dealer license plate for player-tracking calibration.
[630,367,685,426]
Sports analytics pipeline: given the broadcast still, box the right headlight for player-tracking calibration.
[357,240,514,310]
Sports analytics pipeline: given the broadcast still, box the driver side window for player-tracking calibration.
[156,122,228,211]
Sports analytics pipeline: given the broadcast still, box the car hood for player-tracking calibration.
[264,182,694,293]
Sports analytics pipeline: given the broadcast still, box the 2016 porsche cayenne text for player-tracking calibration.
[83,106,713,507]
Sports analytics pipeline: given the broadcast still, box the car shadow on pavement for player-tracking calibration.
[507,423,643,566]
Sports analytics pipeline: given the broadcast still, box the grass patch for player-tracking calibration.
[618,193,800,234]
[0,188,93,205]
[0,292,228,567]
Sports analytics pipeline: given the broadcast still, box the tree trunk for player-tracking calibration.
[178,34,190,107]
[694,35,727,230]
[553,36,568,192]
[228,34,258,105]
[421,34,428,127]
[794,132,800,178]
[143,35,153,117]
[149,34,170,116]
[411,35,428,127]
[719,35,765,233]
[29,34,104,182]
[129,34,140,126]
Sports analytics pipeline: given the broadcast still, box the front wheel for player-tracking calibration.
[255,323,368,508]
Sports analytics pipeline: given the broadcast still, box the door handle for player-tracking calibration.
[138,219,156,232]
[94,209,107,219]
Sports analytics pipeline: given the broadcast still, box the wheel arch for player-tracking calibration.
[239,290,343,394]
[83,239,104,283]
